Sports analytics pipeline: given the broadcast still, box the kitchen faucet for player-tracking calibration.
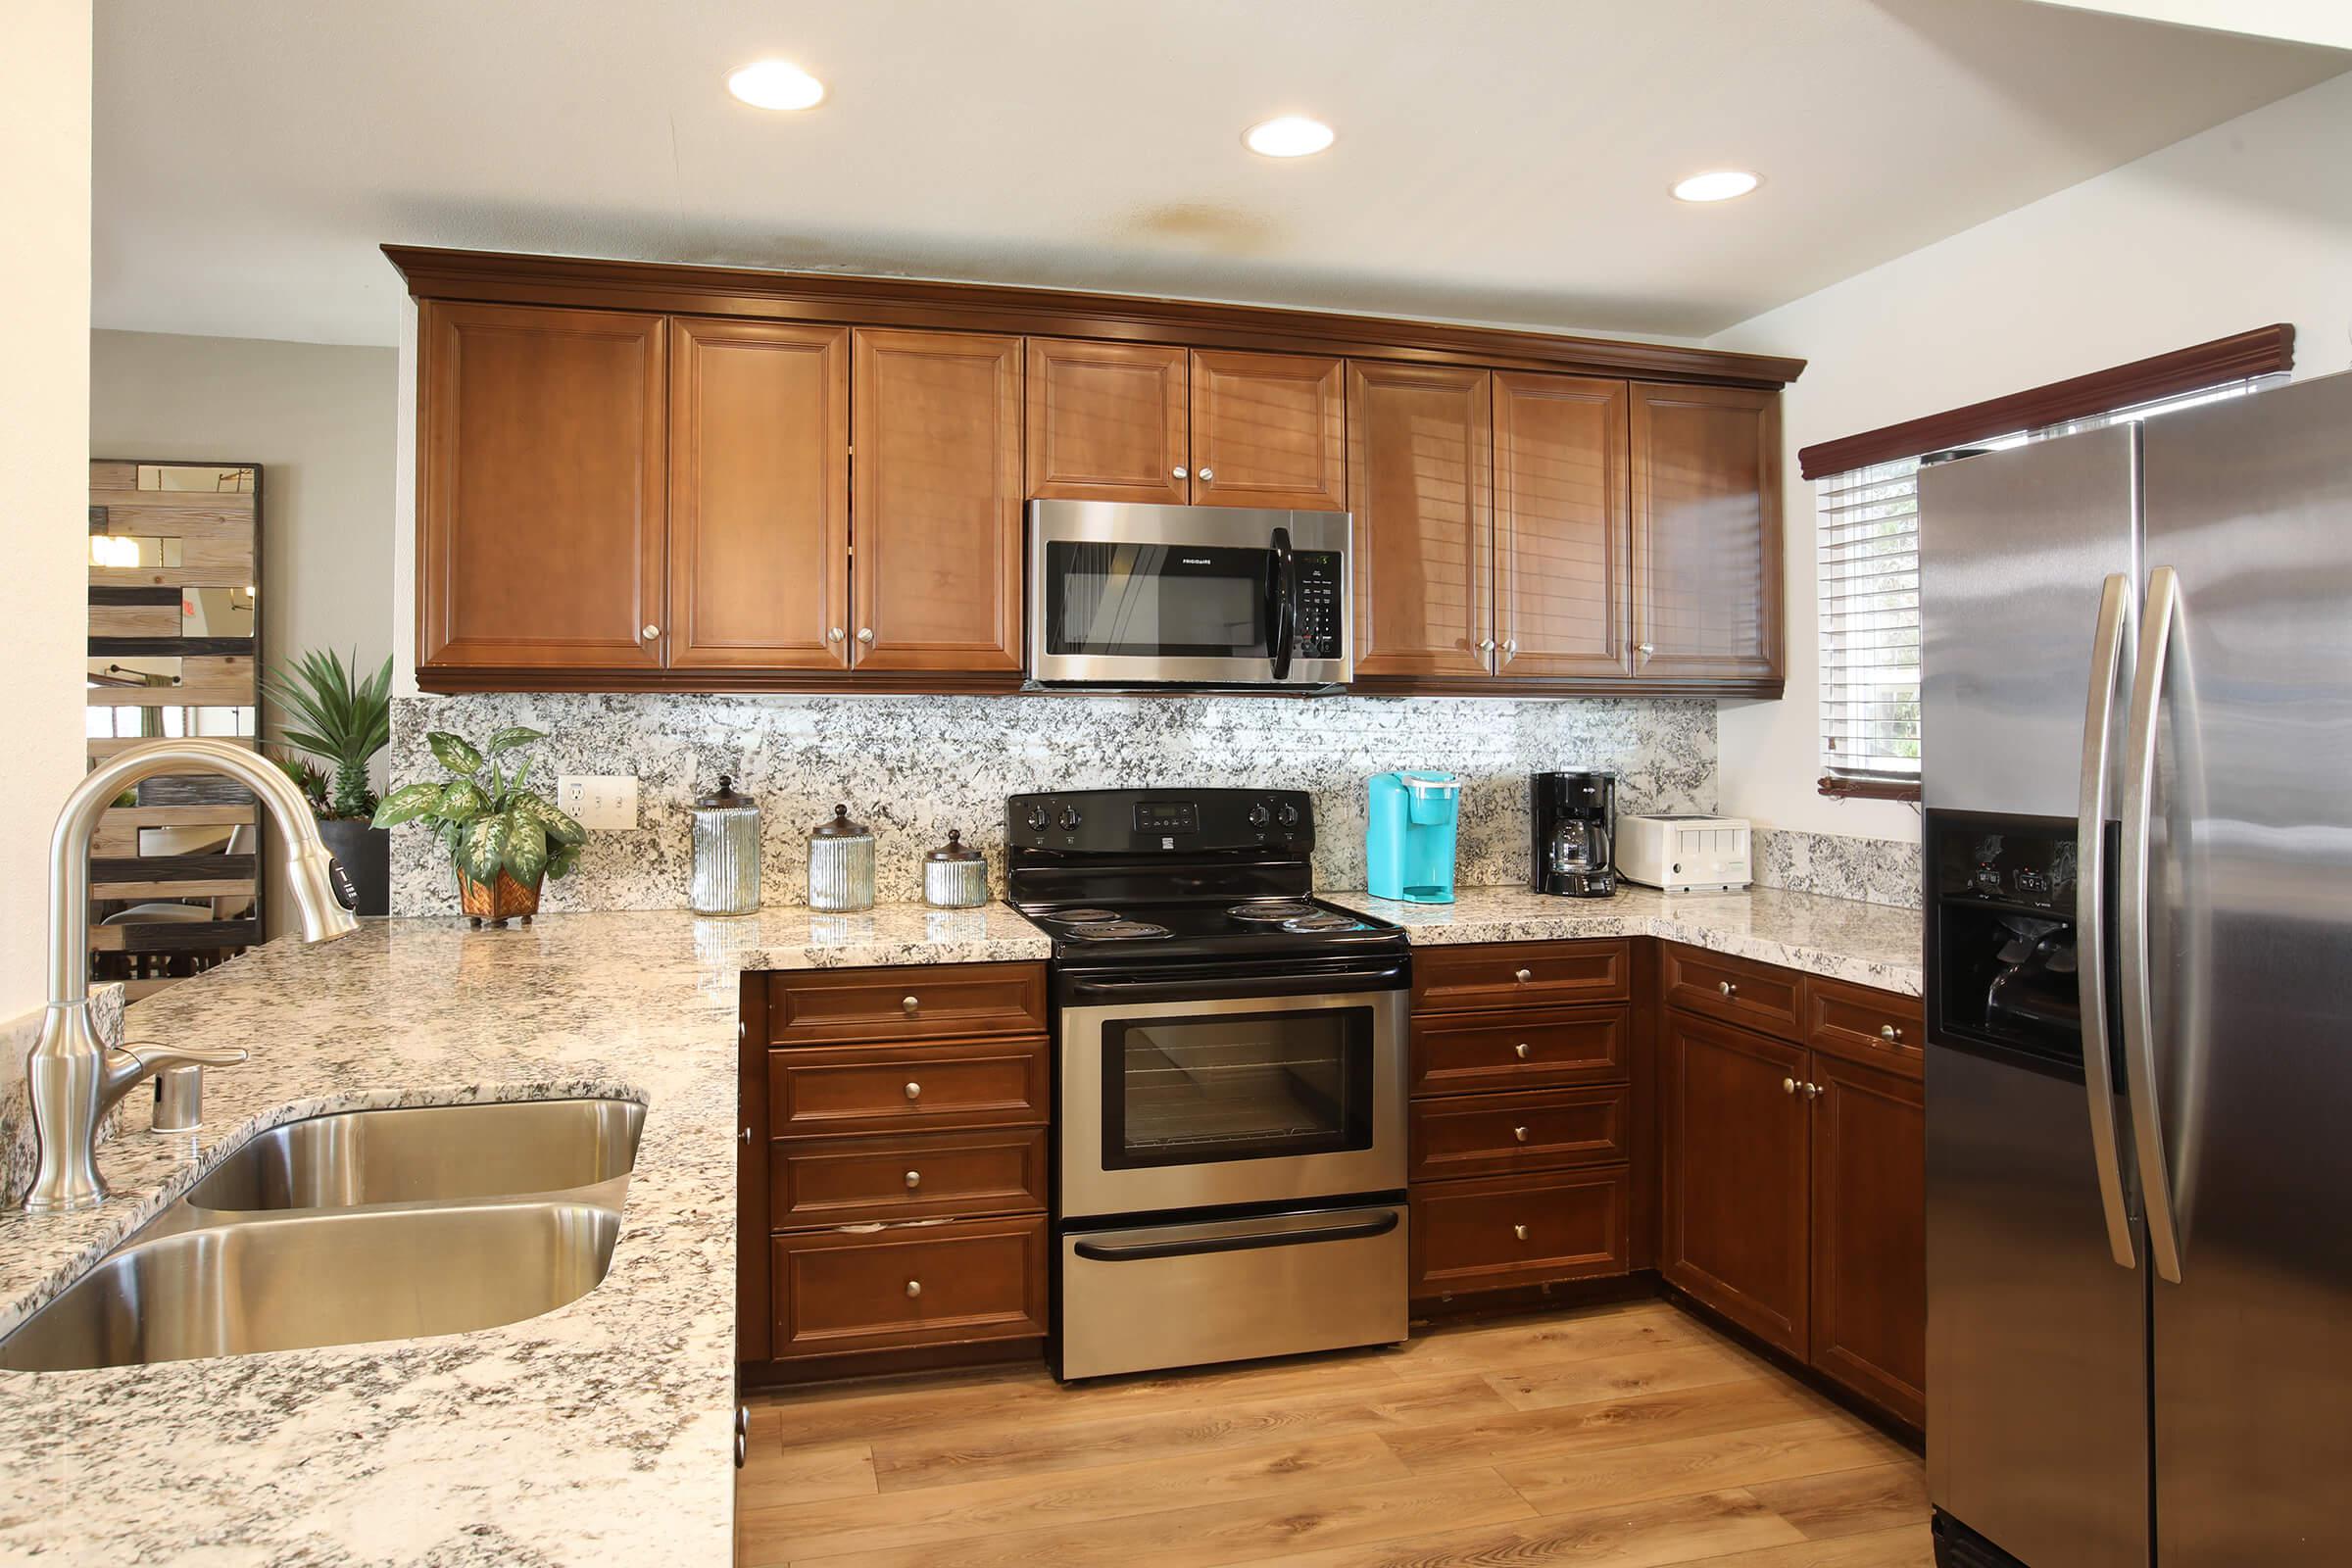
[17,738,361,1213]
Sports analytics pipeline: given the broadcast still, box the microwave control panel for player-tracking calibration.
[1295,552,1345,660]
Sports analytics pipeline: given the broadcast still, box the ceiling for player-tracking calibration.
[93,0,2344,348]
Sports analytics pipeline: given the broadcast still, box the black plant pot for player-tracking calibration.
[317,818,390,917]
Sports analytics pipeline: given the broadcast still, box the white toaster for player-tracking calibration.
[1616,813,1752,893]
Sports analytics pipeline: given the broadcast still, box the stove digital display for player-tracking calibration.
[1133,801,1199,835]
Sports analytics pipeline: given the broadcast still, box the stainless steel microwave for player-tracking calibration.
[1026,500,1352,689]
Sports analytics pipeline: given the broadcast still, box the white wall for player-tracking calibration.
[88,330,398,937]
[1708,68,2352,845]
[1,1,93,1031]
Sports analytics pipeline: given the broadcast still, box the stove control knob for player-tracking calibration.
[1276,803,1300,829]
[1057,805,1083,831]
[1248,802,1272,829]
[1025,805,1050,832]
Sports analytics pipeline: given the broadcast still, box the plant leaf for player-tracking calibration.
[513,792,585,846]
[547,839,583,881]
[428,731,483,774]
[435,777,490,823]
[461,812,512,884]
[486,725,545,756]
[504,814,549,884]
[372,780,446,828]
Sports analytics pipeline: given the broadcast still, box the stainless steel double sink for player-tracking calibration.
[1,1098,645,1373]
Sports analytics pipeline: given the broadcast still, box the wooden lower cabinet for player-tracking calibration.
[770,1215,1049,1358]
[1412,1167,1629,1298]
[1809,1048,1928,1426]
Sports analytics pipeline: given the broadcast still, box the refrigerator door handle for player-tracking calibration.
[2077,571,2137,1269]
[2120,564,2186,1284]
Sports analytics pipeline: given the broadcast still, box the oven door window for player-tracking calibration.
[1102,1005,1374,1169]
[1045,541,1272,659]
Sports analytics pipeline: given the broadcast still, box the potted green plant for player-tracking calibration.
[372,726,585,926]
[262,649,394,914]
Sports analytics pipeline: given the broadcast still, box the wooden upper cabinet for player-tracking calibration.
[667,319,849,670]
[1026,339,1188,504]
[1188,350,1347,511]
[1630,382,1783,684]
[418,302,666,670]
[852,329,1025,672]
[1347,362,1494,678]
[1494,372,1631,679]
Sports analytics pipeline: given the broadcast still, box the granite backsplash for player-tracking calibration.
[388,693,1716,914]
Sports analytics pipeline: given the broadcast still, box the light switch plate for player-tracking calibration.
[558,774,638,831]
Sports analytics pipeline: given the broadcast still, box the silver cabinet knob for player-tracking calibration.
[1784,1076,1799,1096]
[827,627,844,642]
[1502,639,1518,656]
[740,1125,752,1144]
[641,623,660,640]
[1477,638,1497,654]
[906,1279,922,1298]
[1881,1023,1902,1041]
[857,627,875,644]
[904,1081,921,1100]
[1172,466,1188,480]
[1719,980,1738,997]
[1512,1223,1530,1242]
[905,1169,921,1190]
[1513,1042,1531,1060]
[902,995,920,1015]
[1638,642,1656,656]
[1513,1125,1529,1144]
[1515,968,1533,983]
[1197,466,1213,481]
[1805,1081,1823,1100]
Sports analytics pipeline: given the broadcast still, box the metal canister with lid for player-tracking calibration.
[921,829,989,908]
[689,777,762,916]
[808,804,876,912]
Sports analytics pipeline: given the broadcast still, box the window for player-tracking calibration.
[1815,372,2288,799]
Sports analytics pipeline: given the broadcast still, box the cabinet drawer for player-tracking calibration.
[1805,976,1925,1078]
[770,1129,1048,1228]
[770,1215,1048,1358]
[1411,1005,1628,1097]
[768,1039,1049,1136]
[1410,1167,1630,1298]
[764,963,1047,1046]
[1411,940,1631,1013]
[1410,1086,1629,1181]
[1663,944,1803,1040]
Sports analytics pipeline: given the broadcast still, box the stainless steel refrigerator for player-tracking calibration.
[1919,367,2352,1568]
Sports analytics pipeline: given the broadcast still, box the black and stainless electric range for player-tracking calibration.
[1004,786,1410,1380]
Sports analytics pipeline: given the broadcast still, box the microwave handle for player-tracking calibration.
[1267,526,1297,681]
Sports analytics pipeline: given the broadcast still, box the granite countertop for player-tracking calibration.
[0,903,1048,1567]
[1345,883,1923,996]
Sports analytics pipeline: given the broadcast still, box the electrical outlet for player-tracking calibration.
[557,774,638,831]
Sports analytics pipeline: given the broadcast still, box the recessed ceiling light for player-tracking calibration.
[1244,116,1336,159]
[727,60,825,112]
[1672,170,1760,203]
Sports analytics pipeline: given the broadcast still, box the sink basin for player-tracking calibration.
[183,1098,644,1210]
[0,1200,623,1371]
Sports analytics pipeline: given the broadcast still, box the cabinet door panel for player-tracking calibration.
[1026,339,1188,504]
[1189,350,1346,511]
[419,302,665,669]
[1631,383,1782,683]
[852,329,1024,672]
[1494,372,1631,678]
[1810,1050,1927,1427]
[1662,1011,1810,1355]
[667,318,848,669]
[1347,362,1494,677]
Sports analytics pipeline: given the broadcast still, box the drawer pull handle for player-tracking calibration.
[1513,1125,1529,1143]
[902,995,920,1015]
[1784,1076,1799,1096]
[1513,1223,1530,1242]
[905,1081,922,1100]
[906,1279,922,1298]
[1881,1023,1902,1041]
[1514,968,1534,983]
[1719,980,1738,997]
[1513,1043,1531,1060]
[905,1169,921,1189]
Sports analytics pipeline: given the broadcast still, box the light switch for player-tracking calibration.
[558,774,638,831]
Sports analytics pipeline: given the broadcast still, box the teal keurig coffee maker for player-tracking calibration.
[1366,771,1461,903]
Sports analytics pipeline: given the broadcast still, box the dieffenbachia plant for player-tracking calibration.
[371,726,586,887]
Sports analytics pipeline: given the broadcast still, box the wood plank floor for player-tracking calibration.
[739,1299,1932,1568]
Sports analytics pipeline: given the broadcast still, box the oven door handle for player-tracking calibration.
[1266,526,1298,682]
[1073,1210,1398,1263]
[1060,962,1408,1005]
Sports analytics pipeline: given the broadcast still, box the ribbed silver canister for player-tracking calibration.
[808,804,876,912]
[921,829,989,908]
[689,777,761,916]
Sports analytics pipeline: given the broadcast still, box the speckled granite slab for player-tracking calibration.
[1342,884,1924,995]
[0,906,1046,1567]
[1752,825,1926,911]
